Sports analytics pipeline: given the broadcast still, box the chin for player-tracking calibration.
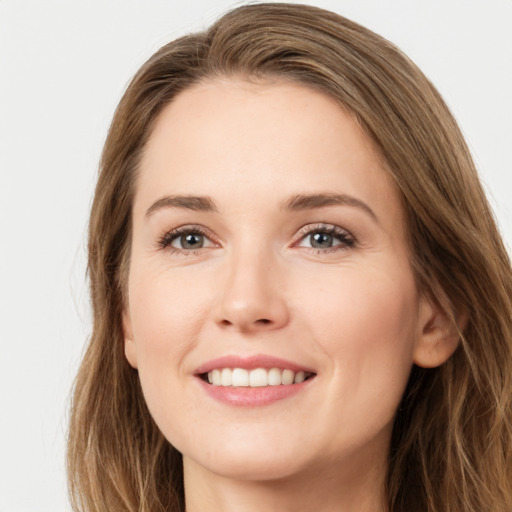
[177,426,314,482]
[184,450,308,482]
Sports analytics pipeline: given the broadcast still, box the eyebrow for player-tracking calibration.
[145,195,218,217]
[144,192,377,222]
[282,193,378,222]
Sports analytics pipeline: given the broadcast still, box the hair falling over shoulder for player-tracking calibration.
[67,3,512,511]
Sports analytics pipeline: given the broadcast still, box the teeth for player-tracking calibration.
[267,368,282,386]
[212,369,221,386]
[221,368,232,387]
[249,368,268,387]
[282,369,294,385]
[205,367,313,387]
[232,368,249,387]
[294,370,305,384]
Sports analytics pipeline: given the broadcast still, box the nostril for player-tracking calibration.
[219,318,272,328]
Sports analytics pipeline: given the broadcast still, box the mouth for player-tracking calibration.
[194,355,316,405]
[200,367,316,387]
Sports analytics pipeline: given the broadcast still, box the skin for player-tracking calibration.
[123,79,458,512]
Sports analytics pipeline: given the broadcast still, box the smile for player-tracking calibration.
[195,355,316,406]
[205,368,315,387]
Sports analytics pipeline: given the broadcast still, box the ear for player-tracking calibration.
[122,309,138,369]
[413,294,464,368]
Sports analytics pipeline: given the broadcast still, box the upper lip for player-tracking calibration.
[194,354,316,375]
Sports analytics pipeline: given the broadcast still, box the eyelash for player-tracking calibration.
[157,225,216,255]
[295,223,356,253]
[157,223,356,255]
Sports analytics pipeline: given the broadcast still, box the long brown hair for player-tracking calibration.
[68,3,512,511]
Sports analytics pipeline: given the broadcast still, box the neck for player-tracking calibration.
[183,456,388,512]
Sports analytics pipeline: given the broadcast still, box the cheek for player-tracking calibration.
[128,266,213,357]
[126,267,214,431]
[297,262,418,342]
[125,266,214,414]
[296,265,419,411]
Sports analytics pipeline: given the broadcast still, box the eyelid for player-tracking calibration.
[157,224,220,252]
[292,222,356,250]
[156,222,356,254]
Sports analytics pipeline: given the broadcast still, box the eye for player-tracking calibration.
[172,232,207,250]
[307,232,337,249]
[158,225,217,253]
[296,224,355,251]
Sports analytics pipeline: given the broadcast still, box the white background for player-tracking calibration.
[0,1,510,510]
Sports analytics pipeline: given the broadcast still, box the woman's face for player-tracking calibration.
[123,79,441,484]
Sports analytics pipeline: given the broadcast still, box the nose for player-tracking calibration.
[214,248,290,333]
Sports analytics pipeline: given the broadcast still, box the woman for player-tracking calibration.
[67,3,512,511]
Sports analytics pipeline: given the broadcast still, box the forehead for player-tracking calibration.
[135,78,401,225]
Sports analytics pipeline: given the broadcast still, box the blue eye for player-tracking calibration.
[309,232,335,248]
[298,225,355,251]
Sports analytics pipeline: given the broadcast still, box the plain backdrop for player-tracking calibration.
[0,1,510,510]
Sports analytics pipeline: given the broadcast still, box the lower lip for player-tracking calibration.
[197,377,312,406]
